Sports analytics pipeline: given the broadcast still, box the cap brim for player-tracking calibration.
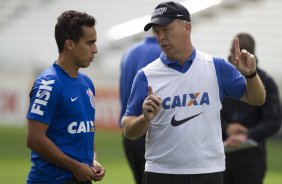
[144,17,174,31]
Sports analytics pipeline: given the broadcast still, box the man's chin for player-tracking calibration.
[80,63,91,68]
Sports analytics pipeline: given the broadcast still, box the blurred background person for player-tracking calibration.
[221,32,281,184]
[119,33,161,184]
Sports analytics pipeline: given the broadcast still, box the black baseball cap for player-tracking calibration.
[144,1,191,32]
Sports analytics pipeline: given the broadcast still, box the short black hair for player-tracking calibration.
[55,10,96,53]
[236,33,255,54]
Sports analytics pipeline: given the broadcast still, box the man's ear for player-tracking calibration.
[185,22,191,35]
[65,39,74,50]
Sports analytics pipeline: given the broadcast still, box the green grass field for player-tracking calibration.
[0,126,281,184]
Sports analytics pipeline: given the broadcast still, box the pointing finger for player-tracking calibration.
[234,37,241,58]
[147,85,153,113]
[148,85,153,96]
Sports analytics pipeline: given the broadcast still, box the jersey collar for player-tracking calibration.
[160,48,196,73]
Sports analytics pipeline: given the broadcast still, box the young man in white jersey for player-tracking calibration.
[26,10,105,184]
[122,1,265,184]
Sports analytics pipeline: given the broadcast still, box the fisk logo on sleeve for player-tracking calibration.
[30,79,55,115]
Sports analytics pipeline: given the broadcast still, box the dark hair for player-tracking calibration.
[236,33,256,54]
[55,10,96,53]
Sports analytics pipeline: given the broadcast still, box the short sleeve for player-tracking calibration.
[124,69,149,117]
[213,57,246,100]
[26,75,59,124]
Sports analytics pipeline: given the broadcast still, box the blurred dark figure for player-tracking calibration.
[119,35,161,184]
[221,33,281,184]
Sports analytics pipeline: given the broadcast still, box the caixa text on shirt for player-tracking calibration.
[162,92,210,109]
[68,121,95,134]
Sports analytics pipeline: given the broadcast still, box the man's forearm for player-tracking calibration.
[245,75,265,106]
[27,135,80,172]
[122,115,149,140]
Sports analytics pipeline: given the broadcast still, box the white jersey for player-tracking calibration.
[142,51,224,174]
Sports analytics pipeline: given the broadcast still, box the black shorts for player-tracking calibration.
[143,171,223,184]
[122,134,146,184]
[63,178,92,184]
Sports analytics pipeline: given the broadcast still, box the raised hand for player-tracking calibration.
[142,85,162,121]
[233,37,257,76]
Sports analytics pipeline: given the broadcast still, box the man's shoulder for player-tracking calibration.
[257,68,278,88]
[195,50,217,62]
[142,58,163,72]
[78,72,94,86]
[34,65,60,88]
[37,65,56,80]
[257,68,271,79]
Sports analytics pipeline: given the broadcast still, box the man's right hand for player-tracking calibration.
[71,162,96,182]
[142,85,162,122]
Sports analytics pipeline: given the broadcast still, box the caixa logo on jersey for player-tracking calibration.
[31,79,55,115]
[162,92,210,109]
[68,120,95,134]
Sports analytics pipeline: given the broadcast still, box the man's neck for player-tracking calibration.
[57,54,79,78]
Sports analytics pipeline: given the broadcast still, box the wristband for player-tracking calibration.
[244,71,257,79]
